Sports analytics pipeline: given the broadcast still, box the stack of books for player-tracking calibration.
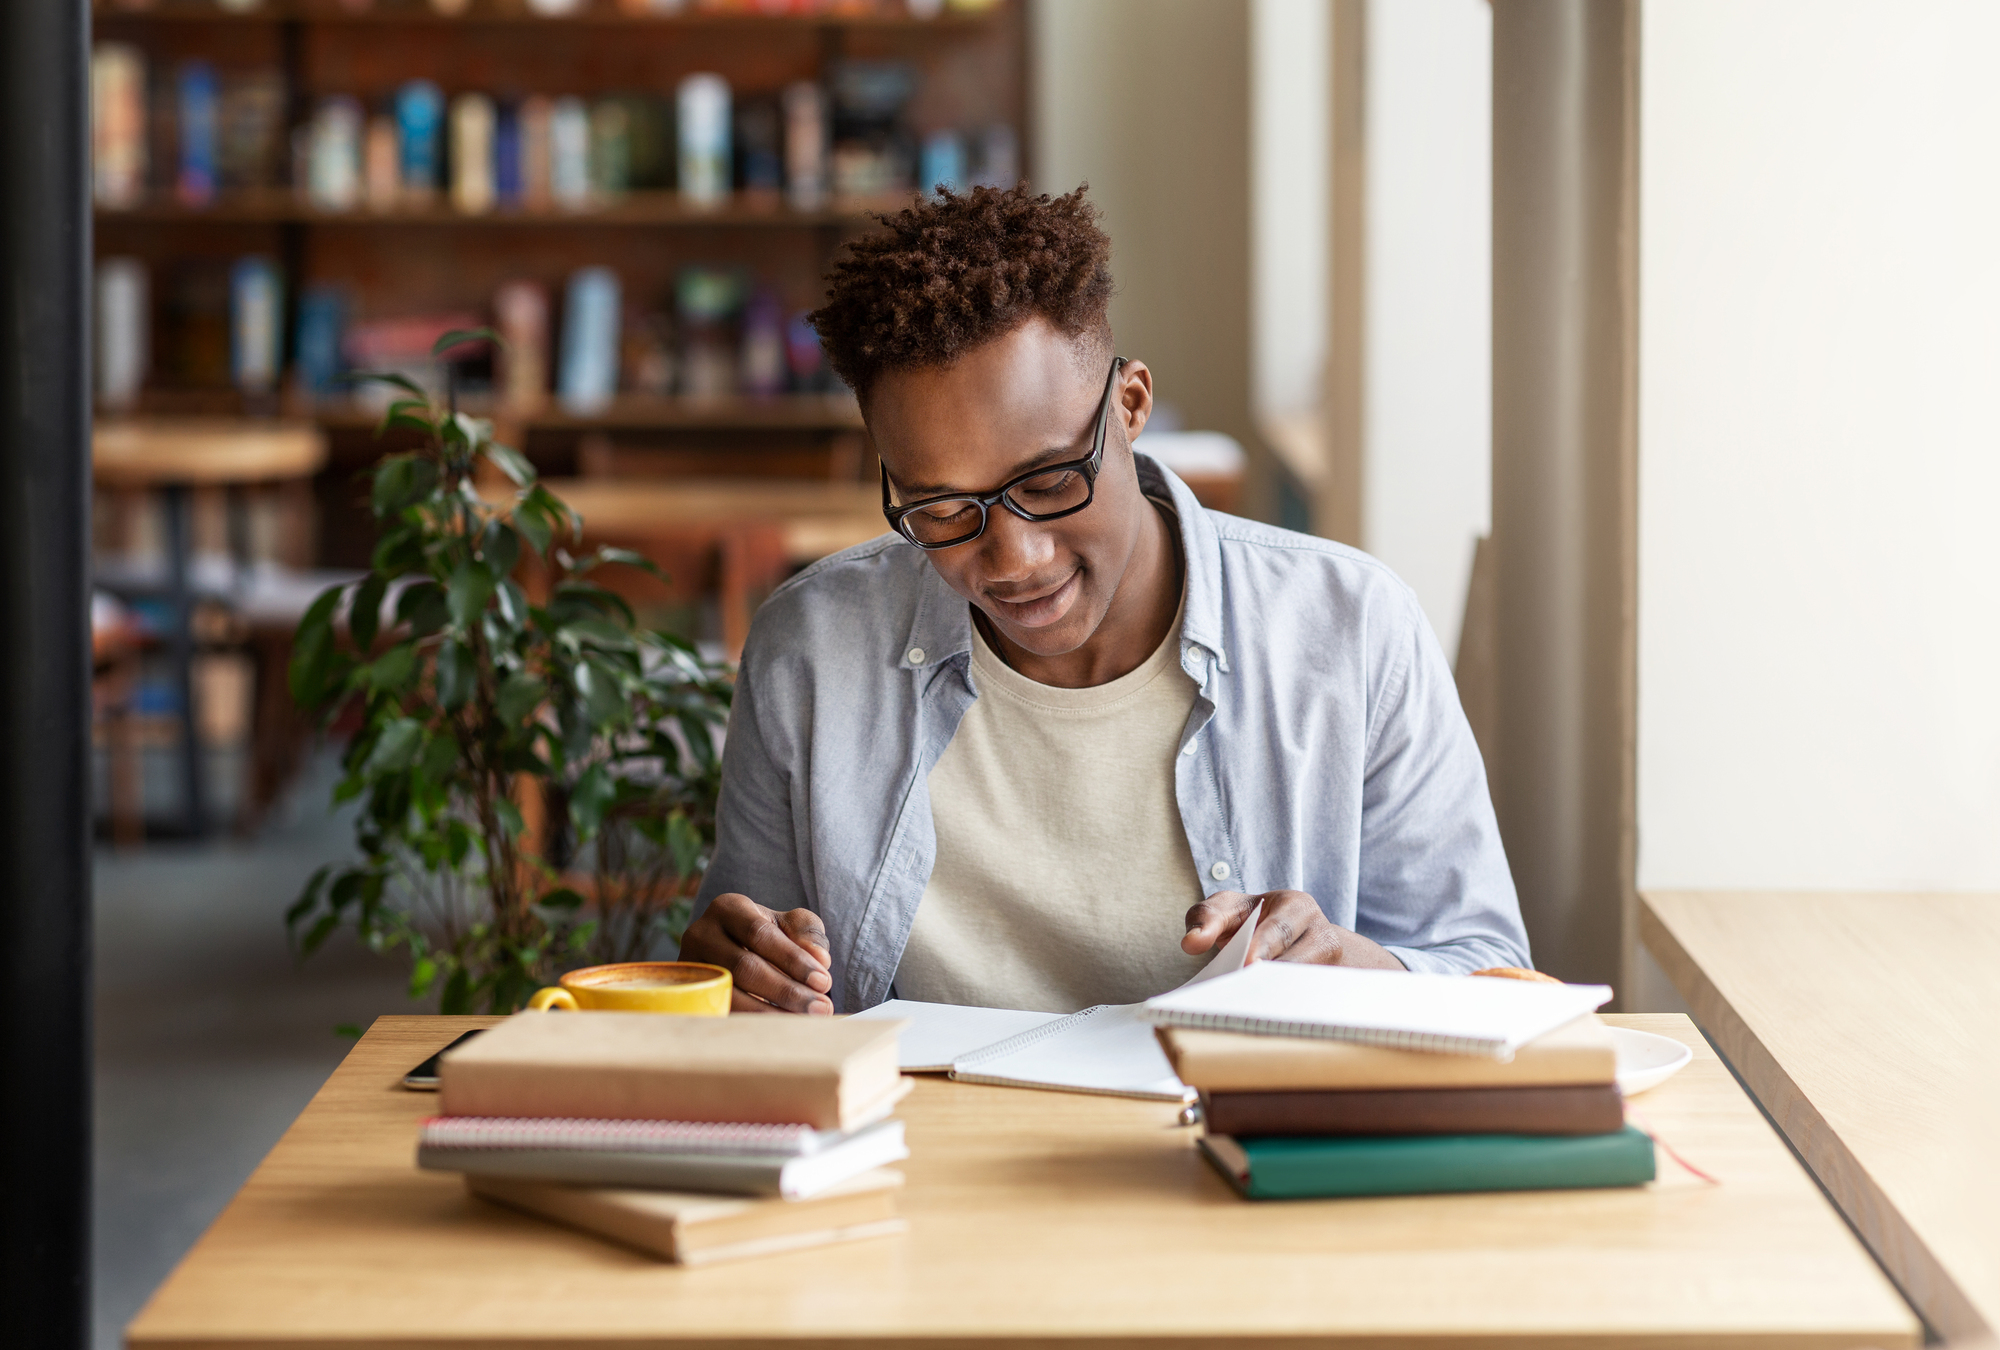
[420,1013,912,1265]
[1145,962,1656,1200]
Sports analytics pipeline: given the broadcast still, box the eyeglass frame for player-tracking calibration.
[880,355,1128,551]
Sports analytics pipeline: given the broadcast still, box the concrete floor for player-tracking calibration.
[93,754,409,1350]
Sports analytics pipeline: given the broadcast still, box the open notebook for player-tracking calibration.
[850,903,1263,1103]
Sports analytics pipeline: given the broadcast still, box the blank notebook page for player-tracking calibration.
[1141,962,1612,1059]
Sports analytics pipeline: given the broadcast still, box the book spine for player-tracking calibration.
[422,1145,789,1196]
[1200,1085,1627,1138]
[437,1062,846,1129]
[1231,1126,1657,1199]
[1149,1010,1509,1057]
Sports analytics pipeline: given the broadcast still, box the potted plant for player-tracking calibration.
[285,331,733,1013]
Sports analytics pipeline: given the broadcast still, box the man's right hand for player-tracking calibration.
[678,893,835,1015]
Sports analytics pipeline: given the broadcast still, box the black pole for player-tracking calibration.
[0,0,93,1345]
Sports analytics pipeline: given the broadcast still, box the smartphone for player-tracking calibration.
[401,1028,486,1091]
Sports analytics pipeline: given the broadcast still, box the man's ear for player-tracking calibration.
[1117,358,1155,444]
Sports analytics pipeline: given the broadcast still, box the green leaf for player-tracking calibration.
[419,731,459,786]
[524,483,581,543]
[562,616,637,652]
[485,441,535,487]
[435,638,475,710]
[439,966,473,1015]
[347,369,430,401]
[495,579,529,629]
[300,912,340,957]
[365,643,420,695]
[494,797,525,839]
[591,546,666,581]
[537,887,587,912]
[569,763,616,840]
[362,718,425,778]
[348,573,388,652]
[286,864,331,932]
[371,454,439,517]
[431,326,503,359]
[667,810,705,880]
[369,524,425,577]
[409,956,438,999]
[512,498,553,557]
[396,581,450,638]
[448,564,496,631]
[481,520,521,580]
[334,1023,364,1040]
[288,584,345,707]
[496,672,546,726]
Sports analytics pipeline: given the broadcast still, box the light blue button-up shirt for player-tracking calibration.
[693,455,1530,1012]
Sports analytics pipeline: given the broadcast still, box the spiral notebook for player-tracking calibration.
[850,903,1264,1103]
[1141,961,1612,1060]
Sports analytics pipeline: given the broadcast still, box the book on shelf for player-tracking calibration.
[1199,1126,1657,1200]
[468,1167,906,1267]
[437,1011,911,1132]
[420,1118,910,1200]
[1198,1083,1627,1138]
[1143,960,1613,1058]
[1156,1015,1616,1093]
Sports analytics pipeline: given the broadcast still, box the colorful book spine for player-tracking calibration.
[1199,1126,1657,1200]
[91,44,148,208]
[450,93,495,214]
[395,80,444,200]
[95,258,149,410]
[678,73,732,206]
[919,130,964,197]
[293,285,347,399]
[493,102,522,207]
[307,97,362,211]
[176,61,219,207]
[230,257,283,394]
[549,97,590,210]
[558,266,622,414]
[782,81,827,210]
[494,280,550,413]
[1199,1084,1628,1138]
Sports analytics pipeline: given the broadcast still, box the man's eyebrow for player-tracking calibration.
[893,443,1078,500]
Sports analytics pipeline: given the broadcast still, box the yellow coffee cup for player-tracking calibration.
[527,961,731,1015]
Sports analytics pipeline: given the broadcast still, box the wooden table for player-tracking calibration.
[1642,891,2000,1343]
[126,1013,1915,1349]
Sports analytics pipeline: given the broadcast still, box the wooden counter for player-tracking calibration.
[1643,890,2000,1341]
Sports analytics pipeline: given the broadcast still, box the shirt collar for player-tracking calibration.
[896,451,1229,676]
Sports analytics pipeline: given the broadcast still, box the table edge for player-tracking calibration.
[1638,890,1987,1342]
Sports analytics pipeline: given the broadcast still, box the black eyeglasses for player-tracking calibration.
[881,356,1126,550]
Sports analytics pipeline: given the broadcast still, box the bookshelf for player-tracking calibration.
[91,0,1028,569]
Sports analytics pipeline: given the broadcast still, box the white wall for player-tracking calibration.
[1033,0,1256,458]
[1361,0,1491,658]
[1250,0,1329,421]
[1638,1,2000,893]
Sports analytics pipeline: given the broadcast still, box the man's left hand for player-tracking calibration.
[1181,890,1407,970]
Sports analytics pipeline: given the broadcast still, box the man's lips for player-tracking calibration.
[986,569,1082,628]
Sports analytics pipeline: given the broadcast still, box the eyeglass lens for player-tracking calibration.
[899,465,1094,547]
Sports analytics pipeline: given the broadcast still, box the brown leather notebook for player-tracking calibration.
[1199,1083,1626,1137]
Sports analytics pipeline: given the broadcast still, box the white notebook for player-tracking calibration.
[1141,960,1612,1059]
[850,902,1263,1102]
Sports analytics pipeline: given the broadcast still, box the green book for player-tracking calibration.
[1199,1126,1656,1199]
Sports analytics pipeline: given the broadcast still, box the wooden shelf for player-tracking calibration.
[311,393,864,432]
[96,190,916,228]
[93,2,1000,28]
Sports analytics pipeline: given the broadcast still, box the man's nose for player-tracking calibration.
[975,504,1055,582]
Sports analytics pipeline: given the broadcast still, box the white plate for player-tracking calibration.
[1612,1026,1694,1097]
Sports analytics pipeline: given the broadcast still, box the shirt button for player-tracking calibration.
[1181,741,1197,756]
[1209,861,1231,881]
[906,647,925,664]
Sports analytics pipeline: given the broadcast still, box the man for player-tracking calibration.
[681,184,1528,1015]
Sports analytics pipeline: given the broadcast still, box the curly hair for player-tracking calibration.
[808,183,1114,398]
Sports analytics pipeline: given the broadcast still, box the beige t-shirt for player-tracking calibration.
[893,602,1208,1013]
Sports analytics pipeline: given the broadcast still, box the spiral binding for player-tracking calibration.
[951,1004,1108,1068]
